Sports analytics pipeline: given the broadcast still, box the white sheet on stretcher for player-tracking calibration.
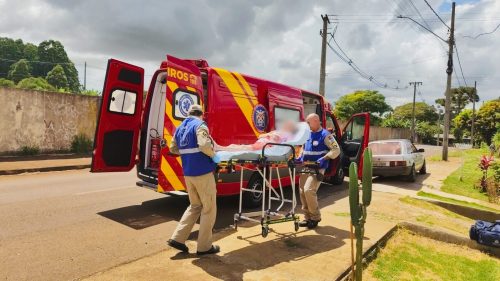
[216,122,311,162]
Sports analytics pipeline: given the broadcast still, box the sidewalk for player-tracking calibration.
[83,192,396,281]
[0,157,91,175]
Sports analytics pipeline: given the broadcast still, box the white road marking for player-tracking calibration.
[75,186,131,195]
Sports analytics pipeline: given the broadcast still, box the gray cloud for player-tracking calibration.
[0,0,498,107]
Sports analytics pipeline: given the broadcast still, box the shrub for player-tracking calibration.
[70,133,93,154]
[0,78,15,87]
[20,145,40,156]
[17,77,55,91]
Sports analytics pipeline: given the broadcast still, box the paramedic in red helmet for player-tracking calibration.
[167,104,221,255]
[298,113,340,229]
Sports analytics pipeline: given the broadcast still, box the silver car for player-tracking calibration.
[368,139,426,182]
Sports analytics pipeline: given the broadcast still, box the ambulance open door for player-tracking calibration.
[91,59,144,172]
[341,113,370,177]
[156,55,204,192]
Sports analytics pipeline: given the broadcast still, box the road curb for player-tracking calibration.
[0,164,91,176]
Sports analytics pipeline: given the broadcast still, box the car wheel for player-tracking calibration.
[406,165,416,182]
[419,160,427,174]
[243,173,264,208]
[329,167,345,185]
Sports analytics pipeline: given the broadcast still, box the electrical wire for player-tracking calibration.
[454,44,468,87]
[463,23,500,39]
[422,0,450,29]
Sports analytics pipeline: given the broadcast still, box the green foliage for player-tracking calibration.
[362,149,372,206]
[17,77,55,91]
[46,64,68,89]
[476,99,500,145]
[70,134,93,154]
[80,89,100,96]
[20,145,40,156]
[453,109,473,141]
[381,116,410,128]
[492,132,500,148]
[415,121,440,144]
[0,78,15,87]
[334,90,392,124]
[0,37,79,92]
[8,59,31,83]
[393,102,438,123]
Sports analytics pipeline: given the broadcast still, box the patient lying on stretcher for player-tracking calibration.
[215,121,298,152]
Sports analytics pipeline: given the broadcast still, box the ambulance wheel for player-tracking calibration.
[262,226,269,238]
[329,167,345,185]
[243,174,263,208]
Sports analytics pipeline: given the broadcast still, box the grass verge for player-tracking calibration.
[428,149,461,161]
[365,230,500,281]
[440,148,492,202]
[417,191,499,213]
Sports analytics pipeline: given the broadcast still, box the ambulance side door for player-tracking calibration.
[341,113,370,177]
[157,55,203,192]
[91,59,144,172]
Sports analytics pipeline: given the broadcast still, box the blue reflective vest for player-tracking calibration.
[303,128,330,169]
[174,117,216,177]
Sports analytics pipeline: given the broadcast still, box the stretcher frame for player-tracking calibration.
[218,143,300,237]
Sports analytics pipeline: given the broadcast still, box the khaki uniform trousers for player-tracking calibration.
[170,172,216,252]
[299,169,324,221]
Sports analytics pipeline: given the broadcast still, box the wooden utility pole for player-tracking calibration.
[409,81,422,143]
[471,81,477,147]
[319,14,330,96]
[442,2,456,161]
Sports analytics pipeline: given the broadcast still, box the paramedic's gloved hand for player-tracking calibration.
[317,156,329,169]
[212,154,221,164]
[296,155,303,163]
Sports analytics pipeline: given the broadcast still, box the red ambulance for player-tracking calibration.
[91,55,370,206]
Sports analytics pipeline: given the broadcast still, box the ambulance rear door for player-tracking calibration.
[341,113,370,177]
[157,55,203,193]
[91,59,144,172]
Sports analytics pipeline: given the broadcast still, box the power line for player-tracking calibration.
[397,15,448,42]
[423,0,450,29]
[454,44,468,87]
[463,23,500,39]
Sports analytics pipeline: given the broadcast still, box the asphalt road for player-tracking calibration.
[0,144,442,281]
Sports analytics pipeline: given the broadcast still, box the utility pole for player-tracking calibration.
[319,14,330,96]
[84,61,87,90]
[409,81,422,143]
[471,80,477,147]
[442,2,456,161]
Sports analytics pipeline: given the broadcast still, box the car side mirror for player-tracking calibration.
[417,148,425,153]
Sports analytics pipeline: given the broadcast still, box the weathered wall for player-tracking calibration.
[0,87,100,153]
[369,126,412,141]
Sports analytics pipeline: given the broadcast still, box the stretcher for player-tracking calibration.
[215,122,311,237]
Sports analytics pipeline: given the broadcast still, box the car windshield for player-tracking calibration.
[368,142,402,155]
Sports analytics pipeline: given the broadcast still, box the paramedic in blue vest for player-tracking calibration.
[298,113,340,229]
[167,104,221,255]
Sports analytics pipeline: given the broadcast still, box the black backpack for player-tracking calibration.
[470,220,500,247]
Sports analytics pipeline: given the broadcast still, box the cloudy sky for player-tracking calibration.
[1,0,499,108]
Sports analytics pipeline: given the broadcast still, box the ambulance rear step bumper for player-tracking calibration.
[136,181,187,196]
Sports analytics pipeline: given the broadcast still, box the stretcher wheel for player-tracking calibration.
[234,220,238,230]
[294,221,299,232]
[261,226,269,238]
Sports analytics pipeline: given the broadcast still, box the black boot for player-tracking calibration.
[298,220,310,227]
[167,239,189,253]
[307,219,321,229]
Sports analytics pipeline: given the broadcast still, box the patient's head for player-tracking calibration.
[281,120,298,134]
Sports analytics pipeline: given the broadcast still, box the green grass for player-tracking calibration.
[417,191,499,213]
[440,148,492,202]
[399,196,463,219]
[367,231,500,281]
[428,150,461,161]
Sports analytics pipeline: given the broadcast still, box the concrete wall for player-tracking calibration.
[0,87,100,154]
[369,126,412,141]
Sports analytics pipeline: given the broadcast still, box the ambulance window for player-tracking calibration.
[109,89,137,115]
[173,89,200,120]
[274,107,300,129]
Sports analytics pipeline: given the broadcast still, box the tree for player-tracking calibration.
[0,37,25,79]
[435,87,479,117]
[393,102,438,123]
[475,99,500,145]
[37,40,79,91]
[17,77,55,91]
[415,121,440,144]
[8,59,31,83]
[46,65,68,89]
[334,90,392,124]
[381,116,410,128]
[0,78,15,87]
[453,109,473,141]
